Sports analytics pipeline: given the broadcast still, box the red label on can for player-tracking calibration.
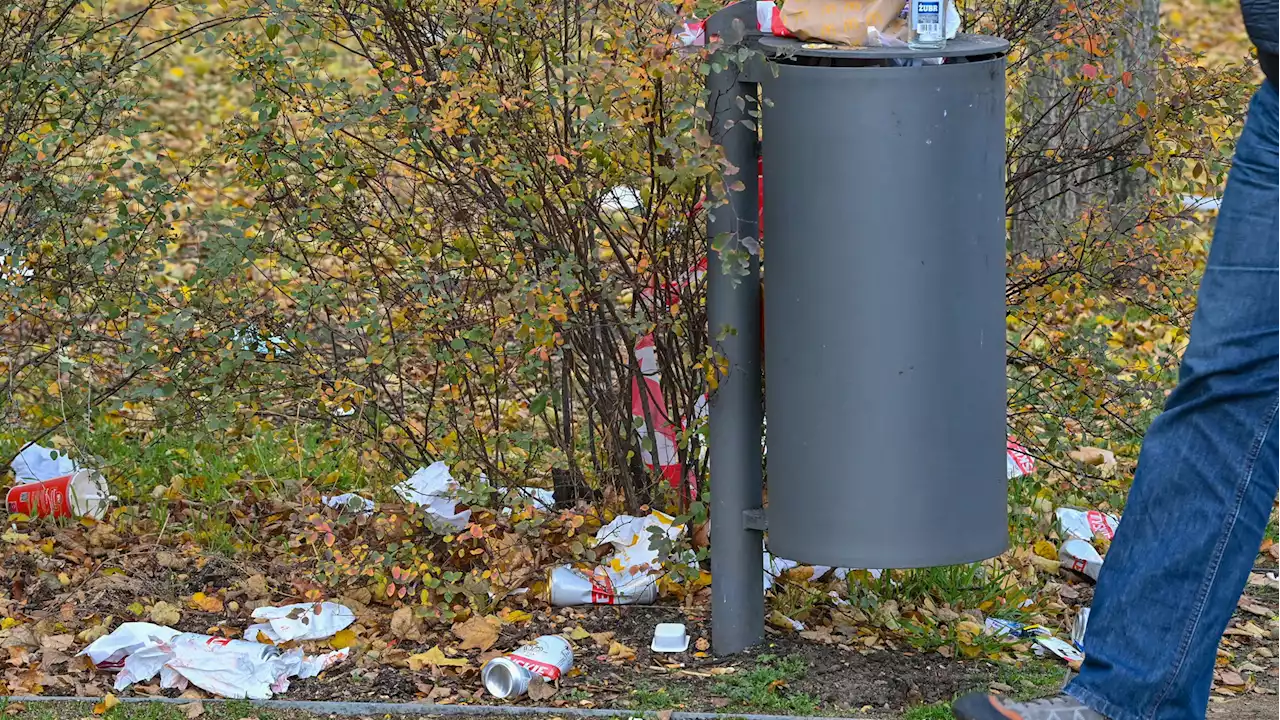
[1085,511,1115,540]
[589,568,616,604]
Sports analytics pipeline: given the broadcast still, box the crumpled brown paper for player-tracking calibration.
[778,0,908,46]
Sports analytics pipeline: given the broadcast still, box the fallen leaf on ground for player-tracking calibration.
[499,610,532,624]
[391,607,423,641]
[589,631,614,649]
[1068,447,1117,476]
[149,601,181,626]
[93,694,119,715]
[183,701,205,719]
[527,676,557,701]
[694,637,710,652]
[242,574,270,599]
[189,593,223,613]
[330,628,357,650]
[656,710,673,720]
[568,626,591,641]
[1219,671,1245,686]
[408,646,469,670]
[607,641,636,660]
[453,615,501,651]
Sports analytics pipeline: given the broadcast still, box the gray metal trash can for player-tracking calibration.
[760,37,1010,569]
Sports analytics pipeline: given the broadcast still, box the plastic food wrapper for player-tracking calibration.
[482,635,574,698]
[1059,538,1104,582]
[244,602,355,644]
[394,462,470,532]
[1035,636,1084,665]
[984,617,1050,639]
[1072,607,1090,650]
[1006,438,1036,479]
[80,623,348,699]
[322,493,374,515]
[549,512,682,605]
[1056,507,1119,543]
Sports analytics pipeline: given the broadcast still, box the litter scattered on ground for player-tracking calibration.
[1072,607,1090,650]
[1006,438,1037,479]
[1034,636,1085,666]
[245,602,355,643]
[394,462,470,532]
[481,635,574,698]
[7,443,109,519]
[650,623,690,653]
[984,617,1049,639]
[1059,538,1104,582]
[322,493,374,515]
[81,622,348,699]
[1056,507,1119,543]
[549,512,682,605]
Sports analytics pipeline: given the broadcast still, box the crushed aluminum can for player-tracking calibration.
[482,635,574,698]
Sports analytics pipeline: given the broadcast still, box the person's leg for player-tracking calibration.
[956,81,1279,720]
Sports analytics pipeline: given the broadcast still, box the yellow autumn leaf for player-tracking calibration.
[329,628,357,650]
[189,592,224,613]
[568,626,591,640]
[1033,540,1058,560]
[93,694,119,715]
[499,610,532,624]
[407,645,470,670]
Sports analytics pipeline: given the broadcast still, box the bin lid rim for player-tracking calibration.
[759,33,1010,60]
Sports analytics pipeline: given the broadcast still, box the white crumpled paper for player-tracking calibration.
[394,462,471,532]
[80,622,348,699]
[549,512,682,605]
[244,602,355,644]
[11,442,80,484]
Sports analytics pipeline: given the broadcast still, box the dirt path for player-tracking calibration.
[1208,693,1279,720]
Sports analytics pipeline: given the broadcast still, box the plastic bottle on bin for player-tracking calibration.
[482,635,574,699]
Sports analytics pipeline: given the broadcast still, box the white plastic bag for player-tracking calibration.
[11,443,79,484]
[394,462,471,532]
[244,602,355,644]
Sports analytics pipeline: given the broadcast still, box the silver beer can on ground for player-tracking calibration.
[481,635,574,699]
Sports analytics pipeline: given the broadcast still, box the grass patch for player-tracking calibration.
[997,658,1070,700]
[902,703,954,720]
[711,654,818,715]
[625,683,691,710]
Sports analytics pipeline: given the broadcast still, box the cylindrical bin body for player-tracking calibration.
[760,38,1009,568]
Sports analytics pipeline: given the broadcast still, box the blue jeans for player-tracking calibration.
[1067,81,1279,720]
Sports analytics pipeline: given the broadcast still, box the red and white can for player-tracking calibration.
[482,635,574,698]
[7,469,109,520]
